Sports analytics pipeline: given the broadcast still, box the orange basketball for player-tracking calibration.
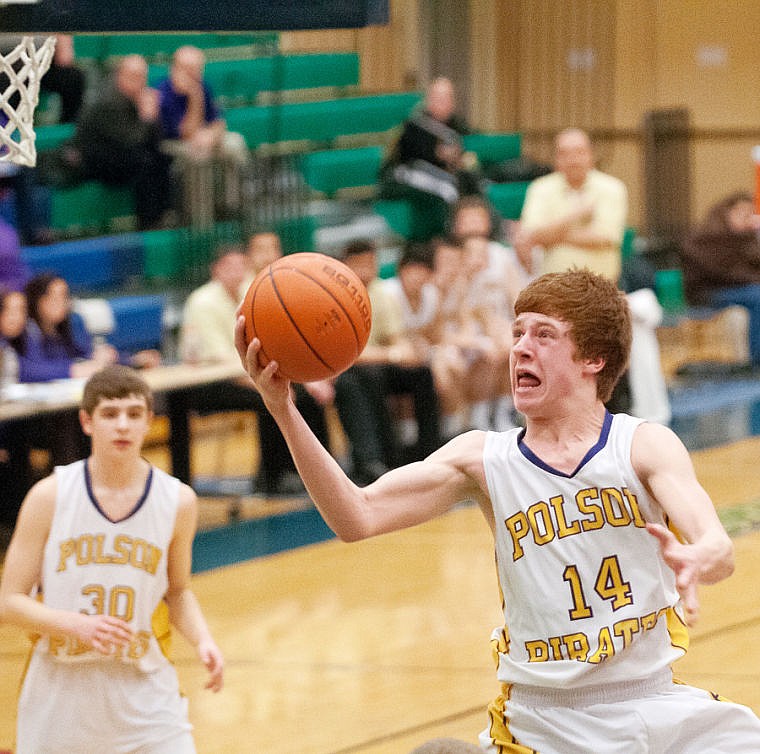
[241,252,372,382]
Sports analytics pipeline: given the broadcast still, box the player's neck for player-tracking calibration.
[524,403,606,453]
[87,453,149,490]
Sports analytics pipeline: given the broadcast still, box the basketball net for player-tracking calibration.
[0,35,57,167]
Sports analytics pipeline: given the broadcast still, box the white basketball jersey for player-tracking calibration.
[35,458,180,672]
[483,411,687,689]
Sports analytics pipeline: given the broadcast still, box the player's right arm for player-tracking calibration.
[0,477,133,653]
[235,317,490,540]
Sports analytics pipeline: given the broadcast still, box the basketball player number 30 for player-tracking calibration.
[563,555,633,620]
[81,583,135,622]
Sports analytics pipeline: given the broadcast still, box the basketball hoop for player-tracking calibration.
[0,35,57,167]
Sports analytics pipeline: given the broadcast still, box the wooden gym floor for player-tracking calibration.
[1,382,760,752]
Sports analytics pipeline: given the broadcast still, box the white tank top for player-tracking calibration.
[483,412,687,689]
[36,459,180,672]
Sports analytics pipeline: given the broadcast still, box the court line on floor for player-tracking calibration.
[326,705,486,754]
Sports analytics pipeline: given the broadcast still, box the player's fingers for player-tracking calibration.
[203,654,224,692]
[102,616,134,640]
[645,521,672,545]
[679,579,700,626]
[233,315,248,359]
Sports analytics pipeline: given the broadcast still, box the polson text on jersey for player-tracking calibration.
[505,486,646,561]
[56,533,164,575]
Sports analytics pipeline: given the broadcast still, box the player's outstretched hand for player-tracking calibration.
[646,522,700,625]
[72,613,134,655]
[197,638,224,693]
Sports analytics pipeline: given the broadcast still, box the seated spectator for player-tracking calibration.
[379,77,480,238]
[429,236,514,434]
[39,35,86,124]
[450,196,528,430]
[18,273,118,383]
[17,272,160,382]
[158,46,249,219]
[0,287,25,387]
[0,287,32,524]
[60,54,176,231]
[334,239,442,482]
[8,274,106,469]
[450,194,533,293]
[682,191,760,367]
[0,216,30,291]
[244,230,285,286]
[179,245,331,496]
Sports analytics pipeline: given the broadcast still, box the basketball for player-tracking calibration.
[240,252,372,382]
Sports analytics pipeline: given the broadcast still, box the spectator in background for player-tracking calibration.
[17,272,160,383]
[179,245,331,496]
[64,54,176,230]
[514,127,627,281]
[379,77,480,237]
[158,45,248,218]
[0,287,25,387]
[682,191,760,367]
[0,287,31,525]
[10,273,113,470]
[243,230,285,289]
[39,35,86,124]
[18,273,118,384]
[450,196,528,431]
[0,216,30,291]
[334,239,442,483]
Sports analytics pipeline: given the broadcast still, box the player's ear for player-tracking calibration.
[584,355,605,375]
[79,408,94,436]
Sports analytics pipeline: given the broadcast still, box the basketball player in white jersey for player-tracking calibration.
[235,268,760,753]
[0,365,223,754]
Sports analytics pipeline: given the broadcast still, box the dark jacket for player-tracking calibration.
[681,230,760,305]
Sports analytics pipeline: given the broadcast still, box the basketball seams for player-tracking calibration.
[247,271,273,366]
[242,252,371,382]
[269,268,340,374]
[276,266,364,350]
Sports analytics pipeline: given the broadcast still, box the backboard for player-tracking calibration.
[0,0,389,33]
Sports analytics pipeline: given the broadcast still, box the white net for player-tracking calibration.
[0,35,57,167]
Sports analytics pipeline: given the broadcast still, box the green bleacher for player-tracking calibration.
[147,52,360,107]
[299,145,383,198]
[225,92,422,149]
[73,33,278,64]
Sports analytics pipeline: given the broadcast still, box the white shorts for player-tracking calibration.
[479,672,760,753]
[17,653,194,754]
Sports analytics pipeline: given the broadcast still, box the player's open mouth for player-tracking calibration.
[515,369,540,388]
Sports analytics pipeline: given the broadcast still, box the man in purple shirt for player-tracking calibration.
[157,45,248,220]
[158,46,225,155]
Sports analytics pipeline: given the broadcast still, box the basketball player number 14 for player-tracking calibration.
[563,556,633,620]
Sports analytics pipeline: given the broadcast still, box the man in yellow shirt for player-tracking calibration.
[516,128,628,282]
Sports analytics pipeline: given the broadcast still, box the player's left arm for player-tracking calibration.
[632,422,734,622]
[165,484,224,692]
